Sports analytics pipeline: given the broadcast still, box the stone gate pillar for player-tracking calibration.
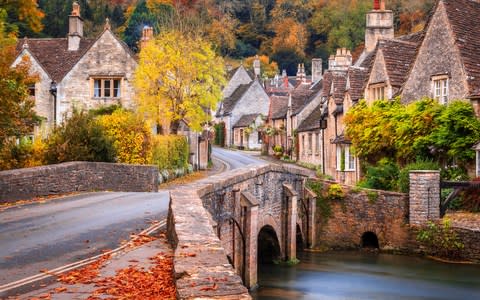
[409,170,440,225]
[283,183,297,261]
[240,191,259,290]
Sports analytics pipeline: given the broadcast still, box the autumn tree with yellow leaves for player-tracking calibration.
[134,30,225,134]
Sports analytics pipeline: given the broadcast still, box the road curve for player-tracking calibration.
[211,147,266,170]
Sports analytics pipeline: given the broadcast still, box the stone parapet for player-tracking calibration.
[0,162,159,203]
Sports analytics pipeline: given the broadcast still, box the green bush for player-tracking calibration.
[398,160,440,193]
[151,135,189,170]
[0,137,46,170]
[45,109,115,164]
[306,179,332,221]
[273,145,283,153]
[214,122,225,146]
[358,158,399,191]
[327,184,345,201]
[417,218,464,259]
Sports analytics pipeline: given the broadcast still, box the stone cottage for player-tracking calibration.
[215,60,270,148]
[232,114,265,150]
[12,2,138,130]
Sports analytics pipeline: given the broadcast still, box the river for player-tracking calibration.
[251,251,480,300]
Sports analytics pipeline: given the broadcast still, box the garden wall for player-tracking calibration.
[313,180,415,251]
[0,161,159,203]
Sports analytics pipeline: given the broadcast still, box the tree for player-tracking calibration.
[134,30,226,134]
[0,0,45,36]
[122,0,157,51]
[244,55,278,78]
[0,10,39,150]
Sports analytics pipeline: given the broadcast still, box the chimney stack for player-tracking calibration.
[282,69,289,89]
[68,1,84,51]
[253,55,261,78]
[365,0,393,52]
[328,48,352,71]
[311,58,323,83]
[140,26,154,49]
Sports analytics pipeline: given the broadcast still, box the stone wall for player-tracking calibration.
[313,180,412,251]
[455,228,480,262]
[0,162,159,203]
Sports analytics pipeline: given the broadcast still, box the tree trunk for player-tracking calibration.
[170,120,180,135]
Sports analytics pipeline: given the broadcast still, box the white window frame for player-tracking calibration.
[92,78,122,99]
[432,75,449,105]
[345,146,356,171]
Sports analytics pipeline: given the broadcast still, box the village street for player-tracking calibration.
[0,148,265,296]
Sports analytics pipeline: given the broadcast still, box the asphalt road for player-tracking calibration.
[211,147,266,170]
[0,147,267,295]
[0,192,169,289]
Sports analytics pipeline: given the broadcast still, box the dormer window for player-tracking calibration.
[369,83,386,101]
[432,75,449,105]
[92,78,121,98]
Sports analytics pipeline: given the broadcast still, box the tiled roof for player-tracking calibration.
[291,82,322,115]
[378,38,419,87]
[219,82,254,115]
[347,67,368,101]
[227,66,254,81]
[443,0,480,97]
[270,95,289,120]
[396,31,425,44]
[16,38,96,82]
[233,113,259,128]
[321,71,349,104]
[297,104,322,132]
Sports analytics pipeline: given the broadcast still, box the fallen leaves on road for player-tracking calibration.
[57,254,111,285]
[129,234,157,248]
[0,192,80,211]
[159,171,208,189]
[91,252,176,299]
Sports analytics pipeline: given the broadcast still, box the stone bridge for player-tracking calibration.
[168,166,447,298]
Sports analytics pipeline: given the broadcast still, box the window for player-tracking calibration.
[370,85,385,101]
[433,78,448,105]
[316,133,321,155]
[302,135,305,154]
[28,84,35,97]
[308,133,313,154]
[345,146,356,171]
[92,78,121,98]
[336,145,356,171]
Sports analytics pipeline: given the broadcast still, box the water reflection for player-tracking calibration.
[251,251,480,300]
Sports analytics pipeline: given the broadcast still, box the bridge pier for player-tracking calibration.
[304,188,317,248]
[283,183,298,261]
[241,192,259,290]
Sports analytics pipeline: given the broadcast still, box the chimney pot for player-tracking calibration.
[380,0,386,10]
[374,0,380,10]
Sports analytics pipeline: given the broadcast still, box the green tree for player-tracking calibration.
[0,0,45,36]
[0,10,39,150]
[134,30,226,134]
[122,0,157,51]
[45,109,115,164]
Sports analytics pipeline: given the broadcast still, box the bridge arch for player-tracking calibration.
[257,225,281,264]
[361,231,380,249]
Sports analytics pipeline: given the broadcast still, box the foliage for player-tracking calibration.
[327,183,345,201]
[98,109,152,164]
[416,218,464,259]
[151,135,189,171]
[44,109,115,164]
[273,145,283,154]
[122,0,157,51]
[397,160,440,193]
[0,0,44,35]
[89,104,123,116]
[134,30,225,134]
[244,55,278,78]
[366,190,379,204]
[0,11,39,151]
[346,99,480,169]
[306,179,332,221]
[214,122,225,146]
[0,137,46,170]
[358,158,399,191]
